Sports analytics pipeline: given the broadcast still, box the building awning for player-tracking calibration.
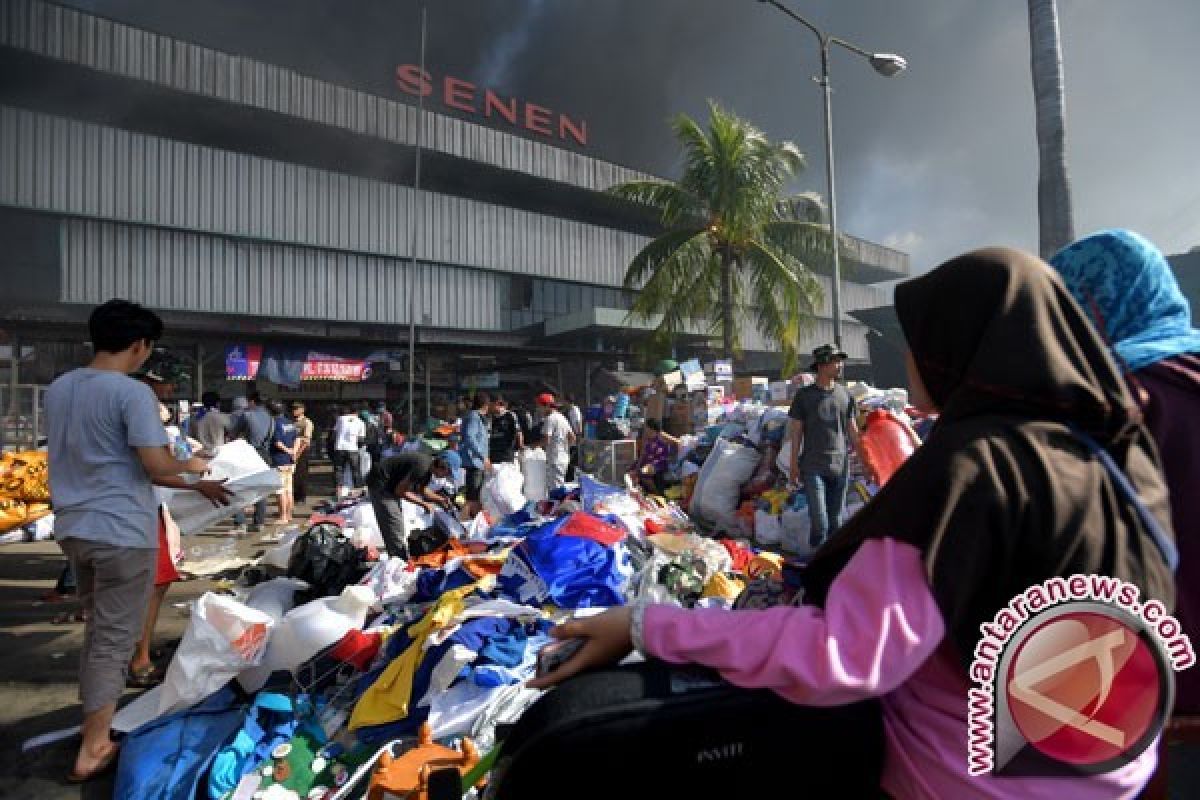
[541,307,714,344]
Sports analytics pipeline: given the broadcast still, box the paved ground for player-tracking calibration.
[0,465,334,800]
[3,463,1200,799]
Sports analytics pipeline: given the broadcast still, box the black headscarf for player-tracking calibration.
[803,248,1175,669]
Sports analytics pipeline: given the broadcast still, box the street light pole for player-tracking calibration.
[758,0,906,350]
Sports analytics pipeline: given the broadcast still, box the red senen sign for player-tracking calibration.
[395,65,589,147]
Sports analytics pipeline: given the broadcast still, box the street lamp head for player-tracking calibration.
[869,53,907,77]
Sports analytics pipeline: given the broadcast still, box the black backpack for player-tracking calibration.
[286,523,367,602]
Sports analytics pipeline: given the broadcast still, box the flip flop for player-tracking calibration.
[52,610,88,624]
[65,744,119,784]
[127,664,164,688]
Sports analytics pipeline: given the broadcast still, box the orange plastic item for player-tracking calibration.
[859,409,918,487]
[368,722,483,800]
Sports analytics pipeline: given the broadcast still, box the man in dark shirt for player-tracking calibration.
[236,391,274,532]
[366,453,452,559]
[788,344,861,549]
[488,394,523,464]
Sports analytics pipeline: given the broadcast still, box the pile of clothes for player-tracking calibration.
[109,474,797,800]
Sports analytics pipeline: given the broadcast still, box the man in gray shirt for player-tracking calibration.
[788,344,861,549]
[231,390,274,531]
[46,299,213,782]
[193,390,229,455]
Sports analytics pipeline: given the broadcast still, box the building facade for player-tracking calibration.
[0,0,907,428]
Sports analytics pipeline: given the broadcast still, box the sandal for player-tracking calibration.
[66,744,120,783]
[127,664,164,688]
[52,609,88,624]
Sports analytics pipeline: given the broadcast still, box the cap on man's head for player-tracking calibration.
[536,392,556,408]
[137,369,166,384]
[809,343,849,371]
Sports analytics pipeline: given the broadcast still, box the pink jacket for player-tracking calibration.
[640,538,1155,799]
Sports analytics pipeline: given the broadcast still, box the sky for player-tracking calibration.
[62,0,1200,273]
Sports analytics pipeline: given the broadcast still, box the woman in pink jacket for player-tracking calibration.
[531,248,1176,799]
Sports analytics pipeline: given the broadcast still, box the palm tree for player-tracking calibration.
[1027,0,1076,257]
[610,102,828,374]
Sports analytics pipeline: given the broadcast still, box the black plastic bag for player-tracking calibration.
[287,522,367,601]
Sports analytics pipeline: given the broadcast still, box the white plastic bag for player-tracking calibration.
[780,510,813,556]
[691,438,760,529]
[261,527,302,571]
[163,440,282,535]
[245,577,309,623]
[239,585,375,693]
[113,593,273,732]
[520,448,548,503]
[463,511,492,541]
[482,462,526,519]
[754,510,783,547]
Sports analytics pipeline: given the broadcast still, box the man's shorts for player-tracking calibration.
[276,464,295,494]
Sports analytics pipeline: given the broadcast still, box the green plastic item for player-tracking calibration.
[655,359,679,376]
[458,746,501,796]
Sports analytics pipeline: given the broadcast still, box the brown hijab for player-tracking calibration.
[803,248,1175,669]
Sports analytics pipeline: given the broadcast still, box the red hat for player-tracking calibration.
[536,392,556,407]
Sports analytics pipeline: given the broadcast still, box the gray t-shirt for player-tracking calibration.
[46,368,170,548]
[194,409,229,453]
[239,406,275,456]
[788,383,856,475]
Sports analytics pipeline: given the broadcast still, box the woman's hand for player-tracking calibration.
[526,606,634,690]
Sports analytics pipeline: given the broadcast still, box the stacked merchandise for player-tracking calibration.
[0,450,51,534]
[107,472,803,800]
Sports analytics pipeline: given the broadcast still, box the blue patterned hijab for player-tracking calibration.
[1050,229,1200,371]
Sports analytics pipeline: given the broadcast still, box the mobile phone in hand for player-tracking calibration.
[536,638,585,678]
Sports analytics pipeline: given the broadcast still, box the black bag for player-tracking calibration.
[286,523,367,601]
[489,660,884,800]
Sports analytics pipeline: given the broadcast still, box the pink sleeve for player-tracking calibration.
[641,538,945,706]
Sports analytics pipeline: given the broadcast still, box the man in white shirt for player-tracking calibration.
[536,392,575,495]
[332,405,366,498]
[564,394,584,481]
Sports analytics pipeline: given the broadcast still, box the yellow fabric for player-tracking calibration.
[348,582,482,730]
[759,488,790,516]
[746,552,785,580]
[701,572,746,600]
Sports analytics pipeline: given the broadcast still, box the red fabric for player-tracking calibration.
[330,629,382,671]
[859,409,917,486]
[717,537,754,573]
[556,512,626,546]
[153,514,180,586]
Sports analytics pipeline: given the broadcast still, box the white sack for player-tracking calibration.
[482,461,525,520]
[163,440,282,535]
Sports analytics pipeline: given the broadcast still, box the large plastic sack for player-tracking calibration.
[519,448,548,503]
[754,510,783,547]
[690,438,760,530]
[244,577,309,623]
[780,510,814,557]
[482,462,526,520]
[113,593,273,732]
[287,523,368,599]
[113,683,246,800]
[163,440,282,535]
[859,409,919,486]
[238,584,375,693]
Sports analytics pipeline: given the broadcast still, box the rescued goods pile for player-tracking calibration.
[32,379,924,799]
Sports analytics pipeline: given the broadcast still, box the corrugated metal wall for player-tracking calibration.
[0,106,647,287]
[0,0,648,193]
[60,218,506,329]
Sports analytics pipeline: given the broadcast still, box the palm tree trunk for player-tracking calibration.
[1028,0,1076,258]
[720,251,734,361]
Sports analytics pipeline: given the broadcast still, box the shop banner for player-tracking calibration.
[225,345,371,382]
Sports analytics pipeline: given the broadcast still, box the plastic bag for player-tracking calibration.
[690,438,760,530]
[261,527,302,571]
[287,523,367,600]
[113,593,273,733]
[520,448,548,503]
[244,577,309,623]
[482,462,526,520]
[238,585,375,693]
[162,440,282,535]
[754,510,783,547]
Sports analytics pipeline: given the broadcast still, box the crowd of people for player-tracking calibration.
[33,227,1200,796]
